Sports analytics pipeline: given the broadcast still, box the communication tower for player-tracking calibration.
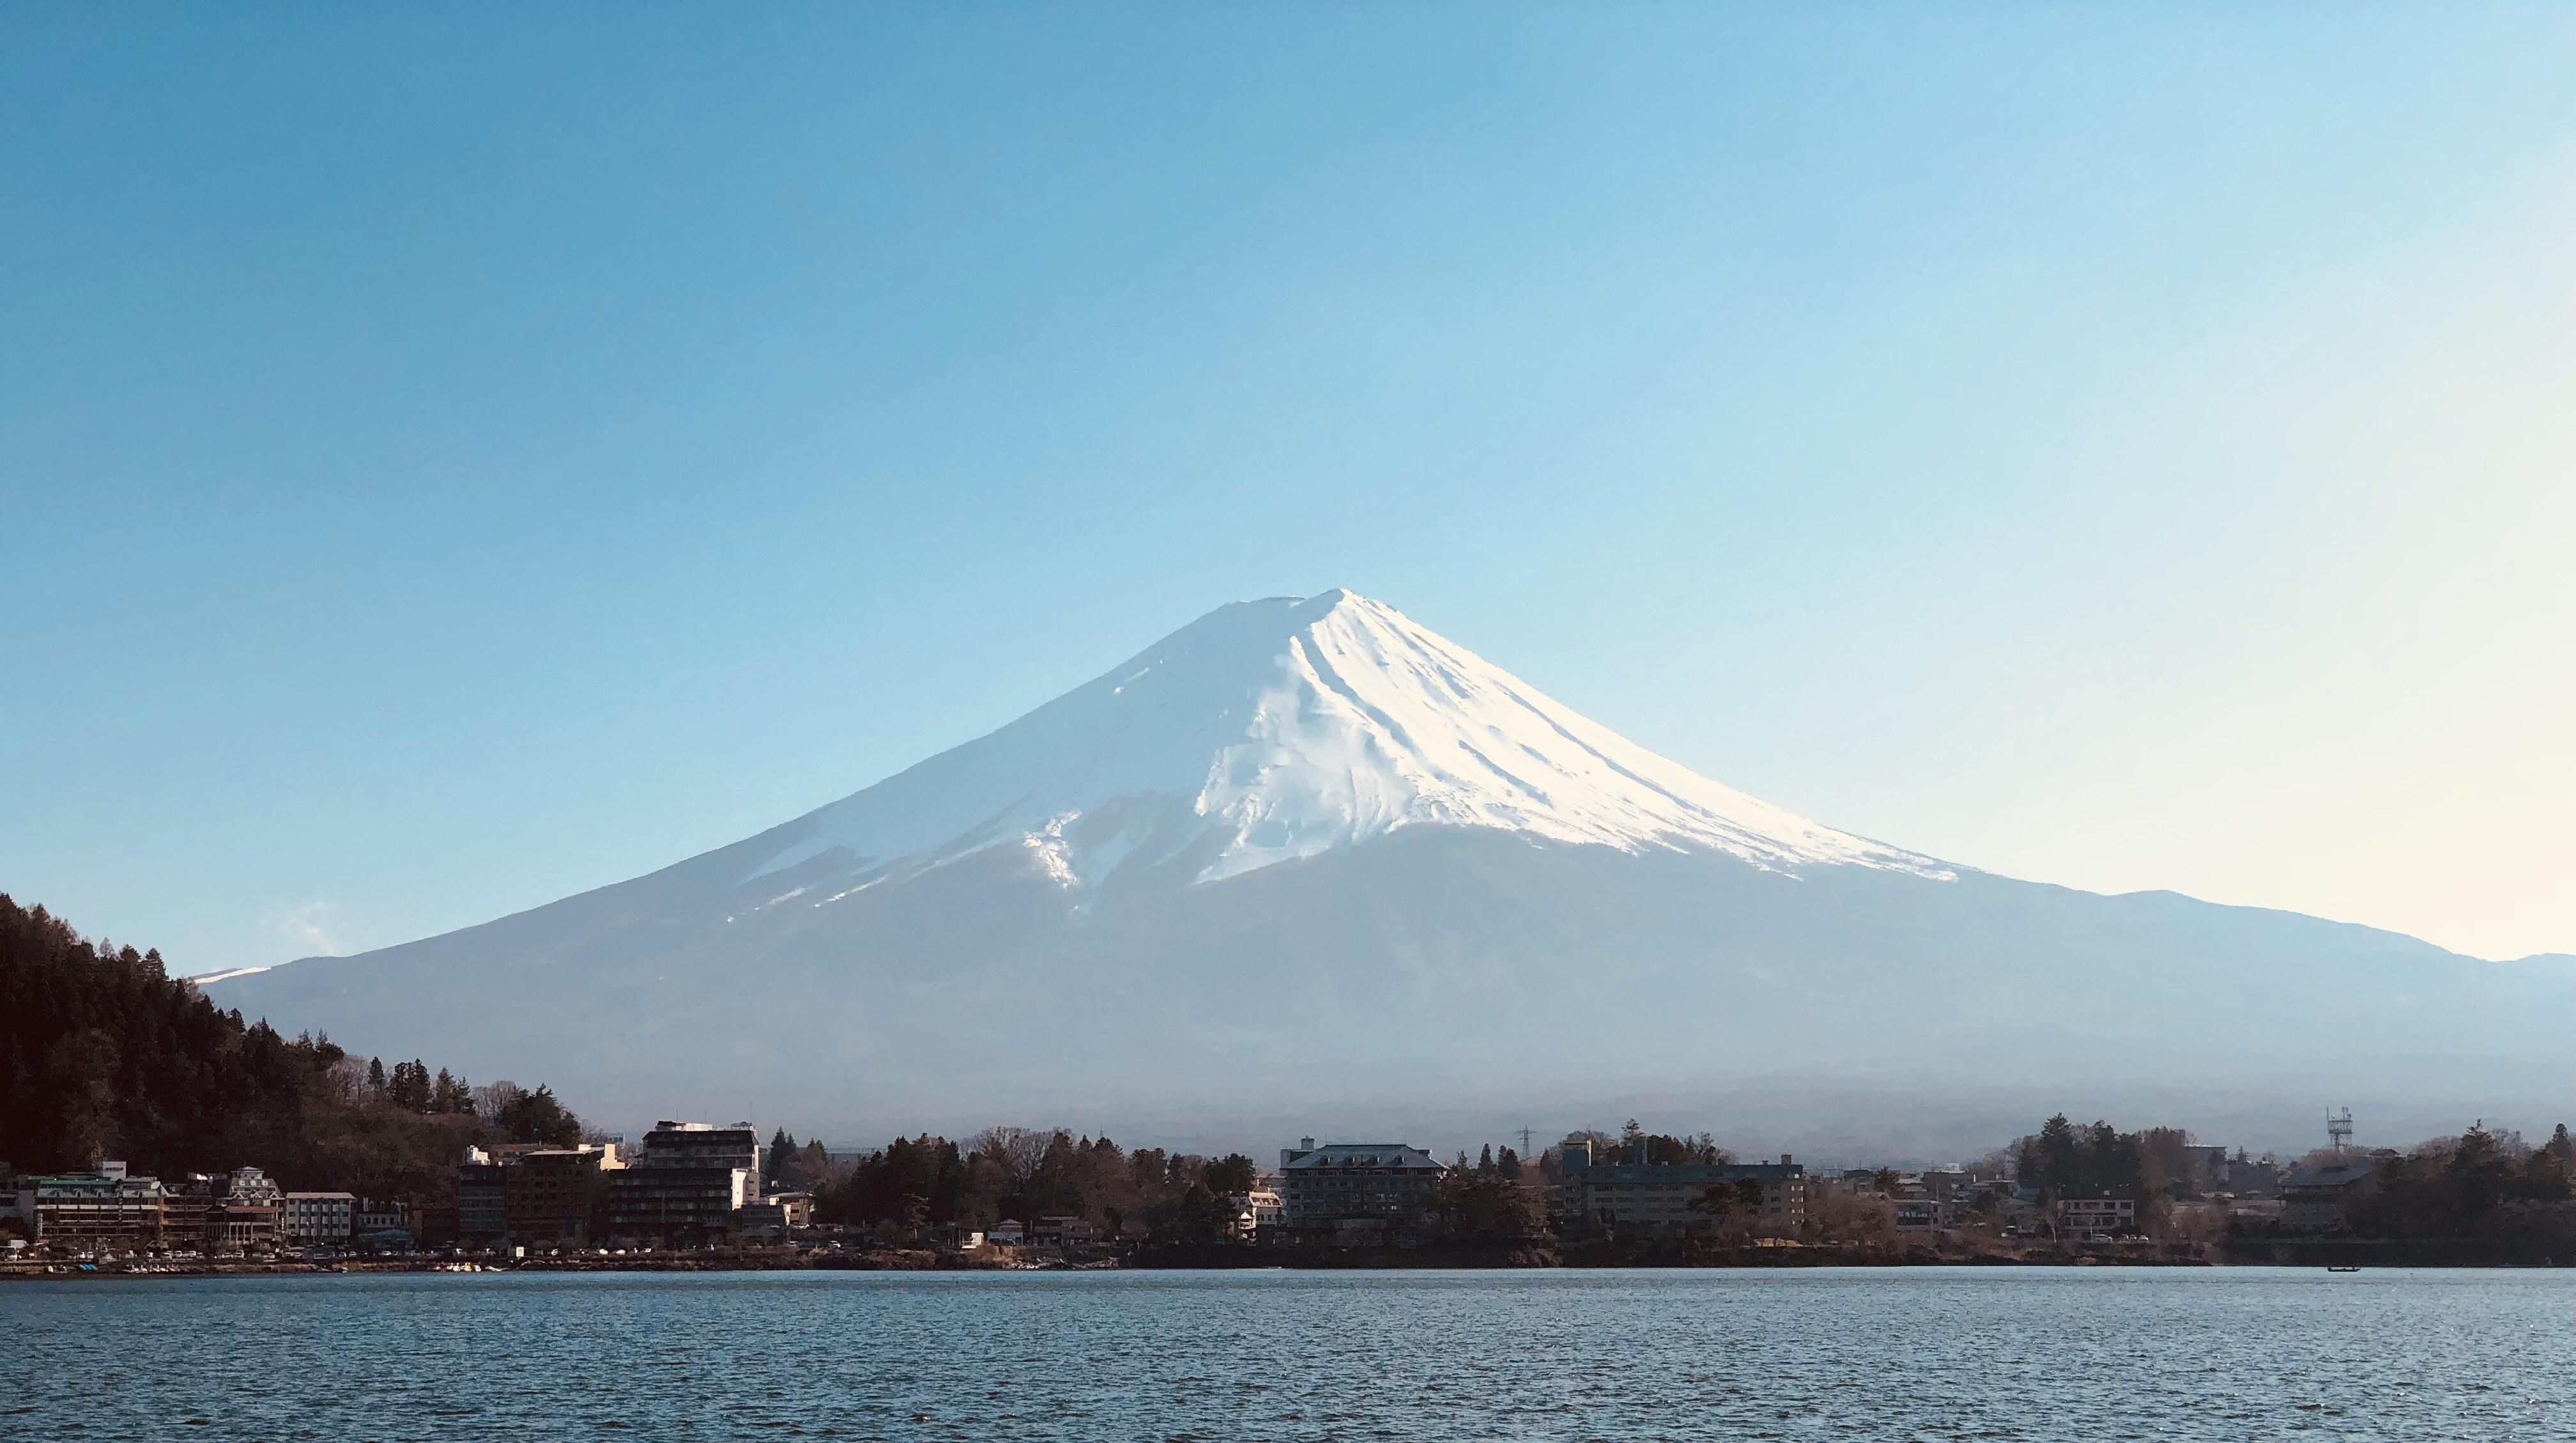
[2327,1108,2354,1154]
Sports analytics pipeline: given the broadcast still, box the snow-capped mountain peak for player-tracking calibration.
[743,590,1946,899]
[204,589,2557,1155]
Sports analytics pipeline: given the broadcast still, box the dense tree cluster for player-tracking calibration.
[1431,1146,1549,1243]
[767,1126,1266,1244]
[770,1126,1560,1251]
[2349,1122,2573,1241]
[2005,1111,2576,1250]
[484,1082,583,1146]
[3,895,308,1178]
[2016,1115,2149,1200]
[378,1059,475,1116]
[0,894,579,1205]
[1574,1121,1731,1166]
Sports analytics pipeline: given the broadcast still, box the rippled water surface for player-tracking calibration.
[6,1268,2573,1440]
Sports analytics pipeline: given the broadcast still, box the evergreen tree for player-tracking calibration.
[1478,1143,1495,1174]
[2029,1114,2080,1197]
[392,1060,432,1113]
[801,1138,832,1186]
[1202,1154,1256,1195]
[0,891,568,1199]
[494,1085,582,1145]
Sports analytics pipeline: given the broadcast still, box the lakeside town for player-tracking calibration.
[9,896,2576,1277]
[13,1108,2573,1276]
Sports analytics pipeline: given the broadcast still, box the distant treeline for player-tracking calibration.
[762,1127,1264,1244]
[0,894,581,1203]
[761,1127,1551,1248]
[2331,1122,2572,1245]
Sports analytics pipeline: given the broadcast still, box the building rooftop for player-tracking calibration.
[1569,1162,1805,1185]
[1282,1144,1445,1172]
[2282,1159,2381,1190]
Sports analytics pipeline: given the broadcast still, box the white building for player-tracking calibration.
[1228,1188,1284,1238]
[280,1192,356,1244]
[2055,1194,2136,1239]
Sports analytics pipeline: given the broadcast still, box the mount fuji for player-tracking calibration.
[208,590,2572,1157]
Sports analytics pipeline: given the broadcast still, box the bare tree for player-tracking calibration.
[474,1080,529,1121]
[324,1055,372,1104]
[971,1126,1055,1185]
[1801,1179,1897,1244]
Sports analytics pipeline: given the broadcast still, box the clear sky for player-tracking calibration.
[6,5,2572,975]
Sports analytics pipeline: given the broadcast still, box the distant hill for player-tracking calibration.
[1,893,563,1202]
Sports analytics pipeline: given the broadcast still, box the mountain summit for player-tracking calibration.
[210,592,2570,1156]
[740,589,1943,912]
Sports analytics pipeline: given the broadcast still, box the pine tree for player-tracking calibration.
[2034,1114,2080,1196]
[2548,1124,2573,1163]
[795,1138,832,1191]
[494,1084,581,1145]
[0,892,566,1182]
[392,1059,431,1113]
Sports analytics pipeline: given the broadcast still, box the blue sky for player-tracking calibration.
[6,4,2572,972]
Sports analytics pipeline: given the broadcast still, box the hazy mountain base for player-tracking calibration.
[210,827,2570,1159]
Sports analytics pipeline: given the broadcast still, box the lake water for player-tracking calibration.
[5,1268,2572,1440]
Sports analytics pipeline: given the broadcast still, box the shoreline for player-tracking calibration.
[12,1242,2566,1279]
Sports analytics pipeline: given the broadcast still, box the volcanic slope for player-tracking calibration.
[209,590,2570,1154]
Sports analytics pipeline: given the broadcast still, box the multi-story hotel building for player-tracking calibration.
[1558,1138,1806,1235]
[280,1191,356,1244]
[15,1163,169,1249]
[1278,1140,1447,1242]
[602,1122,760,1242]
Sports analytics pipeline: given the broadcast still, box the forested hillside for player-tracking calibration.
[0,894,578,1203]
